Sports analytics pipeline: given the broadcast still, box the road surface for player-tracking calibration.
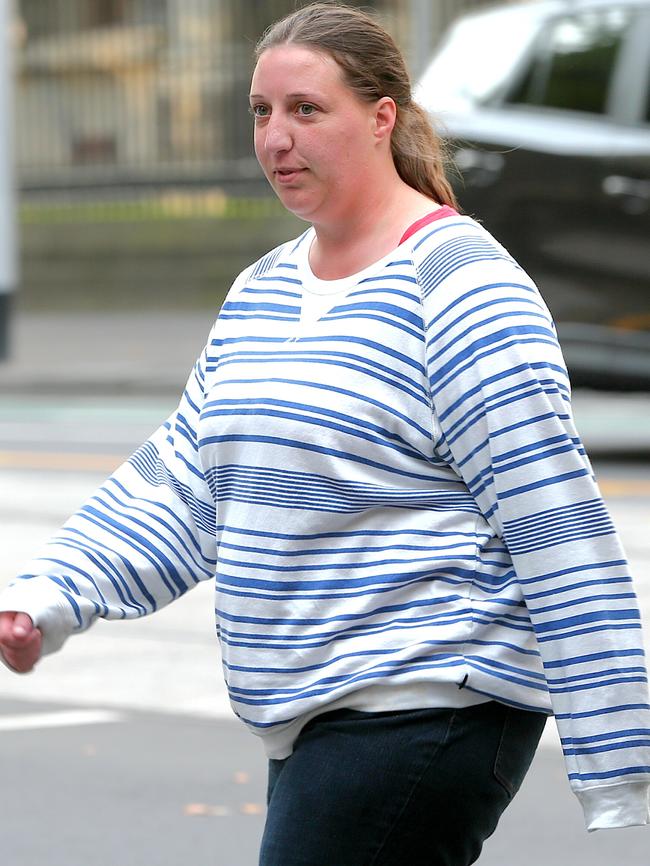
[1,393,649,865]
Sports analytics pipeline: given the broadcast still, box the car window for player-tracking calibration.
[413,6,548,113]
[506,7,631,115]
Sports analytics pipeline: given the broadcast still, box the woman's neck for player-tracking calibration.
[309,182,440,281]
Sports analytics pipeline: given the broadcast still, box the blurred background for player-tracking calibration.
[3,0,491,322]
[0,1,649,864]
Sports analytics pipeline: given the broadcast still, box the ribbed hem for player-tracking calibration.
[0,579,76,657]
[256,680,491,760]
[577,782,650,831]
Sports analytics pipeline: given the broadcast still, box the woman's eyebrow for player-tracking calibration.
[249,92,323,101]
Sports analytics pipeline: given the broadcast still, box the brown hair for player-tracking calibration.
[255,1,458,209]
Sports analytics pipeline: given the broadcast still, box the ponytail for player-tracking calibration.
[392,101,458,208]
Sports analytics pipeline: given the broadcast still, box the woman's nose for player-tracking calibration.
[264,114,292,153]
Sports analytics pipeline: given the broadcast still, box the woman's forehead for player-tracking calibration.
[251,44,343,91]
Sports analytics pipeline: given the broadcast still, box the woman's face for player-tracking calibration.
[250,44,381,224]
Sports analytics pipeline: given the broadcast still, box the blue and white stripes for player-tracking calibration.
[3,212,649,827]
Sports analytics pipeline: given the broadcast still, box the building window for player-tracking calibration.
[85,0,129,29]
[71,133,117,165]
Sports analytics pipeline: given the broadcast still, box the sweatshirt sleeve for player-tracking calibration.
[415,220,650,830]
[0,325,219,658]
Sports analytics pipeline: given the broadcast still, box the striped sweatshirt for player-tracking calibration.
[2,211,650,830]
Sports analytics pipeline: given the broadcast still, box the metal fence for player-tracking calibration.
[14,0,508,201]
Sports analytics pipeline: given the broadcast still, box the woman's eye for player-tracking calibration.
[297,104,316,116]
[251,105,269,118]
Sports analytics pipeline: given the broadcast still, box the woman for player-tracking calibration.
[2,4,649,864]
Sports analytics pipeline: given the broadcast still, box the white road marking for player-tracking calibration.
[0,709,124,731]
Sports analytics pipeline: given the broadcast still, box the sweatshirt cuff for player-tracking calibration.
[0,579,76,657]
[577,782,650,831]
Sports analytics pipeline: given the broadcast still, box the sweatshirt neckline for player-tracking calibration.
[299,205,459,296]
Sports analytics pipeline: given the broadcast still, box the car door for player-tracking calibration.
[465,3,650,386]
[597,10,650,334]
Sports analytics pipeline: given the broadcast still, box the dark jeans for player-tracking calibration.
[259,701,546,866]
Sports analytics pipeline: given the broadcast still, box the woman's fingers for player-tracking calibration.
[0,611,43,672]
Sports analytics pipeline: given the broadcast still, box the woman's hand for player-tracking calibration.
[0,612,43,673]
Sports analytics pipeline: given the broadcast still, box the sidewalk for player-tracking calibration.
[2,309,649,454]
[0,309,214,397]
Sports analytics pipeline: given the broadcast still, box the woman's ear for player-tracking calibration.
[373,96,397,144]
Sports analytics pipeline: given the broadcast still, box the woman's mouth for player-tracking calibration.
[274,168,305,184]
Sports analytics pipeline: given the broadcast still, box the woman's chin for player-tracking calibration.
[274,190,318,222]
